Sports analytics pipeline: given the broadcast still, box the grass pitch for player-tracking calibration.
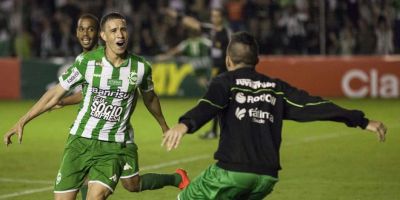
[0,98,399,200]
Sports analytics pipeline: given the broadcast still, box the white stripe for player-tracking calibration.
[70,61,95,135]
[137,61,144,85]
[120,172,139,179]
[88,180,114,193]
[0,186,53,199]
[53,188,79,193]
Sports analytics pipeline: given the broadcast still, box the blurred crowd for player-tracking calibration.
[0,0,399,58]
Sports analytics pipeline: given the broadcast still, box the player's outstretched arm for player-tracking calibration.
[162,123,188,151]
[365,120,387,142]
[4,84,67,146]
[141,90,169,133]
[51,92,83,110]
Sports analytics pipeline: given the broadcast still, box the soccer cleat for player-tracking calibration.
[176,168,190,190]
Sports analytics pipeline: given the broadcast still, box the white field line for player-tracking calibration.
[0,178,53,184]
[0,186,53,199]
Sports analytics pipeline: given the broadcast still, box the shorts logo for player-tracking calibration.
[123,163,133,171]
[128,72,138,85]
[109,174,117,182]
[235,92,246,104]
[235,107,246,120]
[56,172,62,185]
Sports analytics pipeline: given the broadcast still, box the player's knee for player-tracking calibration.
[121,175,141,192]
[87,182,112,200]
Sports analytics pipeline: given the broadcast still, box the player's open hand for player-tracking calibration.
[365,120,387,142]
[4,121,25,146]
[161,123,188,151]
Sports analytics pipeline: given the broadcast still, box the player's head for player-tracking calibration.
[226,32,259,70]
[76,13,99,52]
[100,12,128,56]
[211,9,224,26]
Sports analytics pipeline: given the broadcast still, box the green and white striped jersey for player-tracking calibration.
[59,47,153,143]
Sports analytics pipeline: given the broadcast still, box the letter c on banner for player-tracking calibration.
[341,69,369,98]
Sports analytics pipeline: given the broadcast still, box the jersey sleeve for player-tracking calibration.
[139,60,154,92]
[179,76,230,133]
[280,80,369,129]
[58,60,86,91]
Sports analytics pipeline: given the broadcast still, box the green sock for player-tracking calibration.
[140,173,181,191]
[80,184,88,200]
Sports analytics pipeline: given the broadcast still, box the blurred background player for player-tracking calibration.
[54,13,190,200]
[167,8,231,139]
[162,32,387,200]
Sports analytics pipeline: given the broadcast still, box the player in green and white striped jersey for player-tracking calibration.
[4,13,189,200]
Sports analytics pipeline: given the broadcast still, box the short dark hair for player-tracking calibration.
[78,13,99,30]
[227,32,259,66]
[100,12,126,30]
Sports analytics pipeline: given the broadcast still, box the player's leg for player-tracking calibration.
[179,164,270,200]
[120,143,190,192]
[86,140,125,200]
[247,175,278,200]
[54,135,91,200]
[79,179,89,200]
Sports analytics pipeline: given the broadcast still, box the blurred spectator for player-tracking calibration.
[375,16,394,55]
[0,0,398,58]
[14,25,33,58]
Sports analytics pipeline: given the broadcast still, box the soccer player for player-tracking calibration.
[167,8,231,139]
[162,32,387,200]
[4,12,189,200]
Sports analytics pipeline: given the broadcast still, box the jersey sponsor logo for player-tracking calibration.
[236,79,276,89]
[109,174,117,182]
[107,79,123,87]
[91,96,123,122]
[128,71,138,85]
[235,107,246,120]
[66,68,81,84]
[90,87,129,99]
[235,92,246,104]
[235,107,274,124]
[249,108,274,124]
[235,92,277,105]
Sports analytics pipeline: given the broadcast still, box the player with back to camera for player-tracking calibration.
[162,32,387,200]
[4,12,189,200]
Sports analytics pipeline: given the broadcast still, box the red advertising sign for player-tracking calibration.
[0,58,20,99]
[256,56,400,98]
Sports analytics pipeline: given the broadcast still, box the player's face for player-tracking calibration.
[211,10,223,26]
[101,18,128,56]
[76,18,98,52]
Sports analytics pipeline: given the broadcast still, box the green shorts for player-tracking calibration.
[120,142,139,179]
[54,135,134,193]
[178,164,278,200]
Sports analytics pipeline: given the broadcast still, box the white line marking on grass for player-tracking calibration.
[0,178,53,184]
[141,154,210,171]
[0,186,53,199]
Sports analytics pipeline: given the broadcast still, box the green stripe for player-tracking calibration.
[198,99,226,109]
[76,64,103,137]
[231,86,330,108]
[231,87,284,95]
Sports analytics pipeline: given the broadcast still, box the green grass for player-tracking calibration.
[0,98,399,200]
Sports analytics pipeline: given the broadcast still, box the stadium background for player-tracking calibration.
[0,0,399,200]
